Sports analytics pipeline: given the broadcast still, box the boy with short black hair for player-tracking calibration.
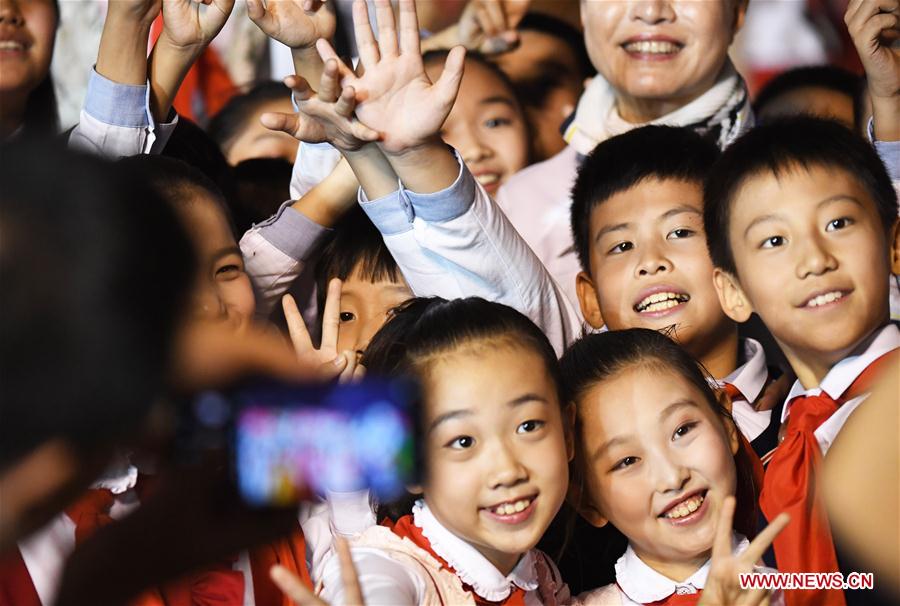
[703,115,899,606]
[571,125,783,453]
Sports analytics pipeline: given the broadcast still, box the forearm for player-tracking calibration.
[383,138,459,194]
[96,15,153,85]
[871,93,900,142]
[344,144,401,201]
[291,157,359,227]
[291,46,326,90]
[148,34,204,123]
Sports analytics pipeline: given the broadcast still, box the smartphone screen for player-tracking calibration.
[231,378,420,507]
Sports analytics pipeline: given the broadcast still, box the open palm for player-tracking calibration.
[318,0,465,154]
[246,0,336,49]
[162,0,236,49]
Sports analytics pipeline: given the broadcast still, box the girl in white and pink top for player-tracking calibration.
[316,298,573,606]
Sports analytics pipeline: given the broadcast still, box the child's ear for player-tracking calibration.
[567,478,609,529]
[713,268,753,323]
[890,218,900,275]
[576,271,605,329]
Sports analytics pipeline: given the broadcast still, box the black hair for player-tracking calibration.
[560,328,758,541]
[313,207,402,318]
[231,157,293,234]
[753,65,863,126]
[570,126,720,273]
[18,0,60,139]
[362,297,566,521]
[117,154,238,239]
[703,116,898,276]
[0,142,194,469]
[503,12,594,109]
[207,81,292,157]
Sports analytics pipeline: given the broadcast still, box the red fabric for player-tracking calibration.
[248,522,312,606]
[759,350,897,606]
[722,382,766,492]
[150,17,237,123]
[387,515,527,606]
[0,548,41,606]
[644,590,701,605]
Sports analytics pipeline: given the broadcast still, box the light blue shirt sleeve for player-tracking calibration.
[867,118,900,183]
[83,68,151,128]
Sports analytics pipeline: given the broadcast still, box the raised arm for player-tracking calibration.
[148,0,236,122]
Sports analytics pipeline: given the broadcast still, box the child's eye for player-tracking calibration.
[612,456,639,471]
[608,241,634,255]
[447,436,475,450]
[825,217,854,232]
[339,312,355,322]
[484,117,511,128]
[673,422,699,440]
[759,235,786,249]
[516,420,545,434]
[667,228,695,240]
[215,264,241,278]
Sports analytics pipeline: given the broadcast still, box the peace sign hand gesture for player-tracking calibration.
[699,497,790,606]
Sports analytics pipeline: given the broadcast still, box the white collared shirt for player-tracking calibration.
[609,534,783,606]
[717,338,772,442]
[782,324,899,457]
[318,500,547,605]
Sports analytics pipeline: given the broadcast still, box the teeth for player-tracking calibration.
[636,292,689,312]
[0,41,25,51]
[662,494,704,519]
[807,291,844,308]
[624,40,680,55]
[475,173,499,185]
[491,498,532,516]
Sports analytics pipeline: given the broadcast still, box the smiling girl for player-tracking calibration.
[563,329,786,606]
[317,297,572,605]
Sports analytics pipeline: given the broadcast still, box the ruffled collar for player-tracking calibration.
[615,532,748,604]
[412,500,539,602]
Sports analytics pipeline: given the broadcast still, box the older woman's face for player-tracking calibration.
[581,0,744,109]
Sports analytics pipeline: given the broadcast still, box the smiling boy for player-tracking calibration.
[703,116,899,606]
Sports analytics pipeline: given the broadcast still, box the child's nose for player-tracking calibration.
[0,0,25,25]
[487,441,528,489]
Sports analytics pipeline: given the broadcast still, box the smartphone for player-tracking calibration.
[221,377,422,507]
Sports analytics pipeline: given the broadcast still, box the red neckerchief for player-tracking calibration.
[248,521,312,606]
[759,349,898,606]
[385,515,527,606]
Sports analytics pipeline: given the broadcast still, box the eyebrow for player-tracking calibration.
[479,96,516,108]
[591,399,699,461]
[428,409,473,434]
[593,204,701,244]
[428,393,547,434]
[659,399,700,422]
[742,195,864,238]
[211,246,242,264]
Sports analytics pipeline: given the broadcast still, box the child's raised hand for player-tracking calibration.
[699,496,790,606]
[246,0,336,50]
[846,0,900,99]
[271,537,365,605]
[282,281,362,383]
[260,60,380,151]
[458,0,530,54]
[161,0,236,50]
[846,0,900,140]
[316,0,466,155]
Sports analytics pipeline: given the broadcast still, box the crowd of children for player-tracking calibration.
[1,0,898,605]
